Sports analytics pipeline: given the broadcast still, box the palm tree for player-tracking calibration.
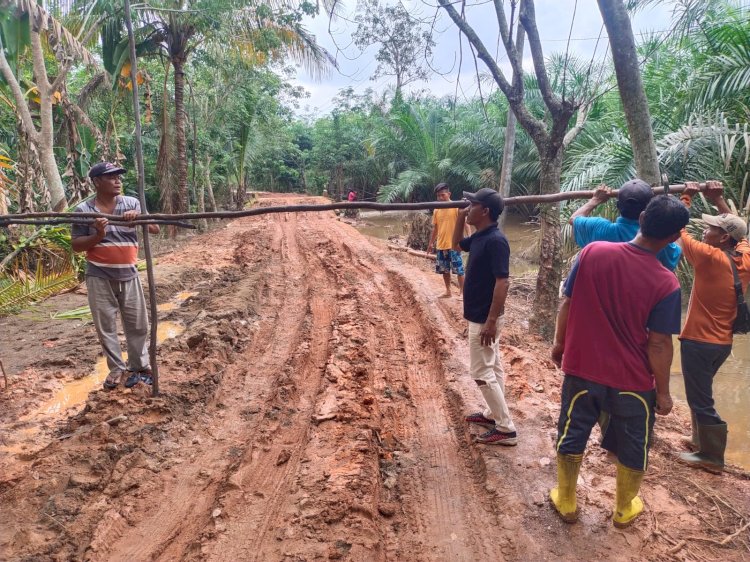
[87,0,334,216]
[375,101,472,202]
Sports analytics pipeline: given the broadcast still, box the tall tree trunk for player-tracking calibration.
[205,156,217,213]
[157,62,173,215]
[597,0,660,185]
[196,160,207,231]
[498,24,525,229]
[530,149,564,340]
[16,124,37,213]
[172,56,189,215]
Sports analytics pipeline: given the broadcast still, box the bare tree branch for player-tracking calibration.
[563,100,590,148]
[436,0,548,143]
[518,0,561,113]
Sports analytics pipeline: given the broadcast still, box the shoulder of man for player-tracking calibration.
[573,216,612,230]
[74,199,93,213]
[120,195,141,208]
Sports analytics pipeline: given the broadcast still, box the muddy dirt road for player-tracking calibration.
[2,194,749,561]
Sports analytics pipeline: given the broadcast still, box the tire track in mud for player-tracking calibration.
[370,272,511,561]
[201,213,341,561]
[239,216,512,561]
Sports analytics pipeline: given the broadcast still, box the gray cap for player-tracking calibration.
[702,213,748,241]
[88,162,126,178]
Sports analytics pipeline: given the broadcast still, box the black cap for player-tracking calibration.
[462,188,504,218]
[89,162,126,178]
[434,182,450,194]
[617,179,653,218]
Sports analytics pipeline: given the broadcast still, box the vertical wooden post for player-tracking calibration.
[123,0,160,396]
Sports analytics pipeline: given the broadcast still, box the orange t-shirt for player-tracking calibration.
[680,231,750,344]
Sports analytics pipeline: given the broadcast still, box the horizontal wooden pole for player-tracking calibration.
[0,183,708,226]
[0,218,197,228]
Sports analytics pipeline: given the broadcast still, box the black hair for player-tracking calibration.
[618,198,650,220]
[640,195,690,239]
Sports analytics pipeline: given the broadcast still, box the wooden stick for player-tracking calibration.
[124,0,160,397]
[0,182,712,225]
[387,244,435,260]
[0,359,7,390]
[0,218,196,228]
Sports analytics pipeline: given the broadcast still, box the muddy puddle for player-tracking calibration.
[7,292,197,432]
[671,332,750,469]
[356,211,538,276]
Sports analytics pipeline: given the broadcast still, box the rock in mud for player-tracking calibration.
[377,503,397,517]
[276,449,292,466]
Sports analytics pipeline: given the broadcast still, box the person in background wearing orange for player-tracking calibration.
[678,181,750,473]
[427,183,469,298]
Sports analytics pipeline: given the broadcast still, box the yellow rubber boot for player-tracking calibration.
[549,453,582,523]
[613,463,645,528]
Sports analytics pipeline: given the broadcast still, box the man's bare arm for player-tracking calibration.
[72,218,107,252]
[452,207,469,250]
[648,331,674,416]
[551,296,571,367]
[568,185,611,225]
[479,277,510,346]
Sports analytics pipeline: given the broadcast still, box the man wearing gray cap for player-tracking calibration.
[678,181,750,473]
[71,162,160,390]
[452,188,517,445]
[569,179,682,270]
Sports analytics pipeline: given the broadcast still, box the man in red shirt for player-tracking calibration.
[550,195,689,527]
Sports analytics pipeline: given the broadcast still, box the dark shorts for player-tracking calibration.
[435,249,464,275]
[556,375,656,471]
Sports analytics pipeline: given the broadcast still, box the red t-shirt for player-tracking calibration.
[562,242,682,391]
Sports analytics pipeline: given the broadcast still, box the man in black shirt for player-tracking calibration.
[452,188,517,445]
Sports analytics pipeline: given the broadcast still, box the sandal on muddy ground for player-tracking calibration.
[103,372,121,390]
[124,369,153,388]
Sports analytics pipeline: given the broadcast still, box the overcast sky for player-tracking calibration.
[291,0,675,116]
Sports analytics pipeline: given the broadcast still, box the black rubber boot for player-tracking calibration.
[678,422,727,474]
[680,410,700,451]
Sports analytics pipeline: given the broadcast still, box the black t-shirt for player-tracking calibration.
[459,224,510,323]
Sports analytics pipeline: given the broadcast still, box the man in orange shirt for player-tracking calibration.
[678,181,750,472]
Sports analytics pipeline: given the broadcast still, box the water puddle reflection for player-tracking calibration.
[157,291,197,312]
[40,321,185,416]
[15,290,197,425]
[356,211,538,277]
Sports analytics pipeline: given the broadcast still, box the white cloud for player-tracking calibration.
[293,0,673,115]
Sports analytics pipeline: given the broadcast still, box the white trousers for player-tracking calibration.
[468,319,516,433]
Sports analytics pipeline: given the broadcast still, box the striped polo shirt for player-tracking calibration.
[71,196,140,281]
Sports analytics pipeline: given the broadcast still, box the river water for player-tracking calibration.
[356,211,750,469]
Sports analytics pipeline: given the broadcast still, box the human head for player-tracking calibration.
[88,162,126,195]
[462,188,504,223]
[617,179,653,220]
[639,195,690,242]
[700,213,747,248]
[434,182,451,201]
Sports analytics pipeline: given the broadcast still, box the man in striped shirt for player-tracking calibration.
[72,162,160,390]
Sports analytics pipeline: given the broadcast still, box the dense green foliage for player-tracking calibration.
[1,0,749,315]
